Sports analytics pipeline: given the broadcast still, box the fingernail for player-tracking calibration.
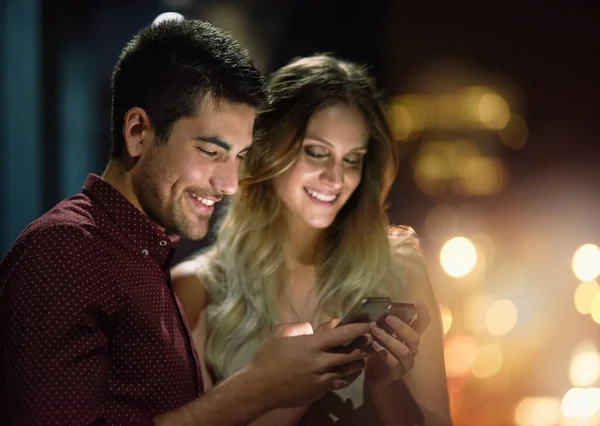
[386,315,398,325]
[369,321,376,330]
[372,341,384,352]
[372,327,383,336]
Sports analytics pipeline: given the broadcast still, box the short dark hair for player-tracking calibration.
[110,18,268,158]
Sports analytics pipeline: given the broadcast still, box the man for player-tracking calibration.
[0,19,369,425]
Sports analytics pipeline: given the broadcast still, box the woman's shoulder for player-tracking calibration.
[171,248,218,328]
[387,225,421,258]
[383,225,429,298]
[171,248,215,282]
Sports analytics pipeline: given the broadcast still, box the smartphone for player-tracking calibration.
[331,297,417,351]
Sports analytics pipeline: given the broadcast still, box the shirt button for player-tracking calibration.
[159,240,168,247]
[141,249,149,256]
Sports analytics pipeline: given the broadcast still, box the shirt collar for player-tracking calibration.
[82,174,178,269]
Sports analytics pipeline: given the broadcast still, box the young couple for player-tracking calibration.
[0,18,450,425]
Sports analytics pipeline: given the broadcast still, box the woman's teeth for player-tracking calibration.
[306,188,337,202]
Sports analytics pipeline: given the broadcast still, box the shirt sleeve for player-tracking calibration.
[0,225,120,425]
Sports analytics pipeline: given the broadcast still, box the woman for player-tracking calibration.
[172,54,451,425]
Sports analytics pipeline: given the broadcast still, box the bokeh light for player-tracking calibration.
[463,86,511,130]
[440,236,478,278]
[561,387,600,419]
[388,102,414,141]
[572,244,600,282]
[574,280,600,315]
[485,299,518,336]
[444,335,477,377]
[464,295,495,332]
[460,156,506,195]
[514,397,561,426]
[569,342,600,387]
[591,292,600,324]
[499,114,529,150]
[413,154,449,196]
[471,343,503,379]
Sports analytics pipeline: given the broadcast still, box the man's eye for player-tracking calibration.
[198,148,218,158]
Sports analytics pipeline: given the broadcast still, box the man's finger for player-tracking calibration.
[315,318,341,333]
[313,322,371,350]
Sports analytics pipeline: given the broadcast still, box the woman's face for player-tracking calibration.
[274,103,369,230]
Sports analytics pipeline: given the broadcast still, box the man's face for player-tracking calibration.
[132,98,255,240]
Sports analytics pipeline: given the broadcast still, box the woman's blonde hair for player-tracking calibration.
[199,54,399,379]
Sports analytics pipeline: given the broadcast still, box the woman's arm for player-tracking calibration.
[365,233,451,426]
[386,237,452,425]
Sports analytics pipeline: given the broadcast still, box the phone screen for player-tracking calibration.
[330,298,417,352]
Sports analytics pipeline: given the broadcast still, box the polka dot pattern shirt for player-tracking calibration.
[0,174,203,425]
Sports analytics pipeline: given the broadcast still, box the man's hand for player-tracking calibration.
[246,321,371,409]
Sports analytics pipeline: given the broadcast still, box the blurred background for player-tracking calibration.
[2,0,599,424]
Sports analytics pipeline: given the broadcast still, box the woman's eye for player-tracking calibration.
[304,146,328,158]
[344,155,363,165]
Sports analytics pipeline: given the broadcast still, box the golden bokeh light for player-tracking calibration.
[413,154,449,196]
[485,299,518,336]
[569,342,600,387]
[440,236,478,278]
[464,295,495,332]
[574,280,600,315]
[572,244,600,282]
[444,335,477,377]
[462,86,511,130]
[388,95,427,141]
[514,397,561,426]
[460,156,506,195]
[439,304,453,335]
[471,343,503,379]
[477,91,511,129]
[591,292,600,324]
[499,114,529,150]
[388,103,413,141]
[561,387,600,419]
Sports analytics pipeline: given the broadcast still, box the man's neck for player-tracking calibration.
[102,160,145,216]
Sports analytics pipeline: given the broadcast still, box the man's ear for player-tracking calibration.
[122,107,154,159]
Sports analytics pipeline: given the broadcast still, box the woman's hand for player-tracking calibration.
[365,299,431,389]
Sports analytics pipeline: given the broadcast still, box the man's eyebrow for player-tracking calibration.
[194,136,232,152]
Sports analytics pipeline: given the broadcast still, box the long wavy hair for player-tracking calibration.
[199,54,399,379]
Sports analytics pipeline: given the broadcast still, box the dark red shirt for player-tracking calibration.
[0,174,203,425]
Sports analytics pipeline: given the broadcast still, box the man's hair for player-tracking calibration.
[109,18,267,158]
